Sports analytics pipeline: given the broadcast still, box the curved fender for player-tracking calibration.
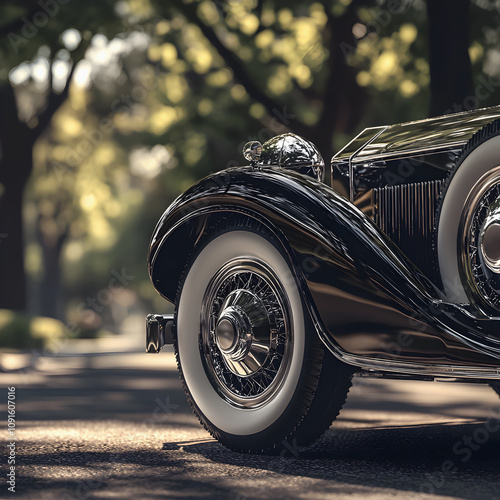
[149,167,500,367]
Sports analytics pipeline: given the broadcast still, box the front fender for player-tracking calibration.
[149,166,500,367]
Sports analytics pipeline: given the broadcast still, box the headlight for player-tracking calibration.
[243,133,325,182]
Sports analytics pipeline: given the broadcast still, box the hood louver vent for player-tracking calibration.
[373,180,443,278]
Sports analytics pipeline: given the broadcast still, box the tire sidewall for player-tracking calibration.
[176,230,307,437]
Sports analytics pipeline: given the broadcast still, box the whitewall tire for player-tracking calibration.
[174,224,352,454]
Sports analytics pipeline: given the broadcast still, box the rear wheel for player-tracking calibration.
[174,224,352,454]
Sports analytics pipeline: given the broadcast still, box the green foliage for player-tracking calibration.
[0,309,66,349]
[2,0,500,329]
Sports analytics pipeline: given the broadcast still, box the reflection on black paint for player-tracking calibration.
[149,166,500,369]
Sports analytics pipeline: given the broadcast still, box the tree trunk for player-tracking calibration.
[0,84,33,312]
[0,178,28,310]
[0,61,76,314]
[312,7,368,163]
[426,0,474,116]
[37,215,68,319]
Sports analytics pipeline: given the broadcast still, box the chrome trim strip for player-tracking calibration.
[337,349,500,379]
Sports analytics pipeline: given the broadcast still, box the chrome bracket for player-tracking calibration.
[146,313,174,353]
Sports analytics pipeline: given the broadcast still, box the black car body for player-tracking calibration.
[146,105,500,453]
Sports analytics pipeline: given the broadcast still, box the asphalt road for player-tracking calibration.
[1,337,500,500]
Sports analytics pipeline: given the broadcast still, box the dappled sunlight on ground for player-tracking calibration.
[1,347,499,499]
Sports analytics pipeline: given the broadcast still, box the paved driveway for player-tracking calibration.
[1,342,500,499]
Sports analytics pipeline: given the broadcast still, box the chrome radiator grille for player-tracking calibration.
[373,180,443,277]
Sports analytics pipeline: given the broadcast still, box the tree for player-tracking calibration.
[0,70,72,311]
[426,0,474,116]
[2,0,500,325]
[149,0,370,162]
[0,1,122,313]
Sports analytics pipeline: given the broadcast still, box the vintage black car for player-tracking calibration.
[146,105,500,454]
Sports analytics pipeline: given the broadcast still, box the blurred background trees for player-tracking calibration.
[0,0,499,344]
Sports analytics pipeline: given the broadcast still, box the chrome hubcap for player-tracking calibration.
[215,316,238,352]
[200,259,292,408]
[481,223,500,271]
[215,303,253,365]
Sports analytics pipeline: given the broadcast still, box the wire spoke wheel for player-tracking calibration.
[459,166,500,312]
[200,259,292,408]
